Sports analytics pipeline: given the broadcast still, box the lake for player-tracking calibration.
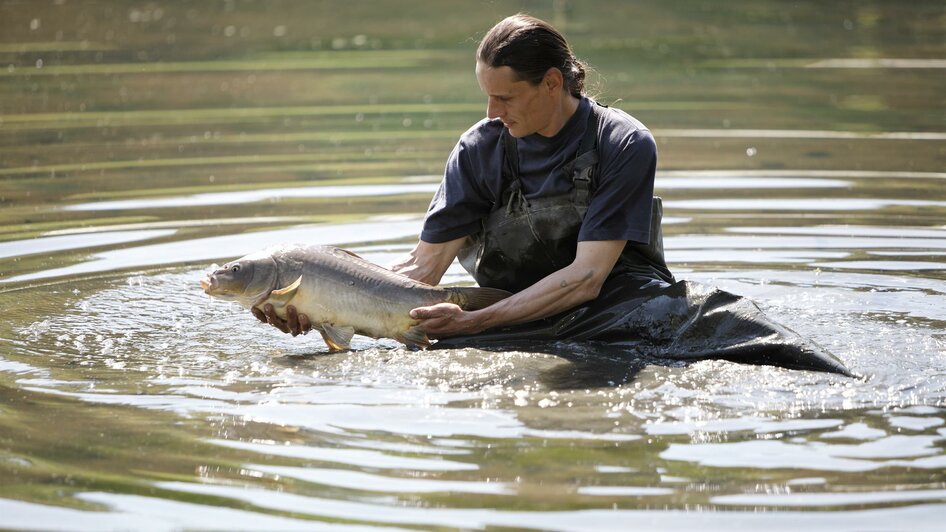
[1,1,945,530]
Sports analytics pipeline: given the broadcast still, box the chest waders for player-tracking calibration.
[457,103,674,294]
[436,106,855,377]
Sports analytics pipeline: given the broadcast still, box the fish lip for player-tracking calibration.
[200,275,214,293]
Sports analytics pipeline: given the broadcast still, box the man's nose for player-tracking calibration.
[486,98,504,119]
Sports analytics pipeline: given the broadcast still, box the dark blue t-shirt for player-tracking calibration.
[421,97,657,246]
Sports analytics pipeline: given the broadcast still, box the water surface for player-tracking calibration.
[1,1,945,530]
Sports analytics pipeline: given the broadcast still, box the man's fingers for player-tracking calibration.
[410,307,436,319]
[410,303,460,320]
[297,312,312,334]
[254,303,311,337]
[286,305,301,336]
[263,304,290,334]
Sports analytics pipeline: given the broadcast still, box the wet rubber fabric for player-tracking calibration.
[447,103,853,376]
[434,274,854,377]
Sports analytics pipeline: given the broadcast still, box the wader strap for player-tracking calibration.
[569,103,603,207]
[500,130,524,213]
[498,128,553,261]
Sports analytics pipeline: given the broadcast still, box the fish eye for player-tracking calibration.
[231,264,241,272]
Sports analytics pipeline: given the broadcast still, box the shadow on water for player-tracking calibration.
[456,342,651,391]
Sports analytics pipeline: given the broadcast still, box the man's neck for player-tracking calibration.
[539,94,581,137]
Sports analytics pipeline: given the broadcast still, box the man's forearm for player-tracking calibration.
[410,240,626,338]
[467,260,607,332]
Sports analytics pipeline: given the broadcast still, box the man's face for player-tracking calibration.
[475,62,556,138]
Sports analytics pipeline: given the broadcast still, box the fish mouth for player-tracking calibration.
[200,276,214,293]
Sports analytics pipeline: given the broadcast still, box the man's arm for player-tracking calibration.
[387,237,468,285]
[410,240,625,338]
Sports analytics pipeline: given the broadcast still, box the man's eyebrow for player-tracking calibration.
[486,88,517,98]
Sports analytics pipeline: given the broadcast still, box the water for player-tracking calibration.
[1,1,945,530]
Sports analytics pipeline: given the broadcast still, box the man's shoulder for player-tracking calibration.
[596,103,650,138]
[445,117,505,187]
[458,117,505,149]
[592,103,655,158]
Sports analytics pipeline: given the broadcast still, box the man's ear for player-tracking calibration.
[543,67,564,93]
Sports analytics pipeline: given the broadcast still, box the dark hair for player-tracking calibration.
[477,14,586,98]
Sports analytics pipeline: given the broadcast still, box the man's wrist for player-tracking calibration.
[468,307,497,334]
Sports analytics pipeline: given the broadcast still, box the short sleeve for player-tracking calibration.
[577,119,657,245]
[420,135,495,243]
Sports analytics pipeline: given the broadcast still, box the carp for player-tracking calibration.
[200,244,510,350]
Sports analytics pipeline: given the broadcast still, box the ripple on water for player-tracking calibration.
[12,264,946,417]
[660,435,946,472]
[3,257,946,524]
[0,230,177,260]
[2,220,423,283]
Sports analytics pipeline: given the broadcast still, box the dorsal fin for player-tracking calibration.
[334,247,364,260]
[327,246,438,289]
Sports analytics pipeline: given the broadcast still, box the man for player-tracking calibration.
[251,15,855,377]
[255,13,673,340]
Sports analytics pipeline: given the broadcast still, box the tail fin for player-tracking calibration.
[445,286,511,311]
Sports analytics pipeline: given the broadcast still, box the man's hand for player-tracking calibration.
[410,302,487,338]
[251,304,312,336]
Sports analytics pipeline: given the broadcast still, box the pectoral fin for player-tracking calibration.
[395,326,431,349]
[319,323,355,352]
[269,276,302,304]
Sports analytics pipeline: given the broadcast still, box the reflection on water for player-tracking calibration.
[64,183,440,211]
[668,198,946,210]
[1,0,945,529]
